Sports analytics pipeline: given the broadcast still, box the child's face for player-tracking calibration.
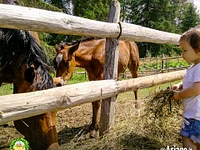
[179,41,200,64]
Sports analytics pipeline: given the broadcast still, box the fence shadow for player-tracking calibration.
[58,124,91,145]
[120,133,164,150]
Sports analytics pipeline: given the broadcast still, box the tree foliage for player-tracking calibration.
[19,0,62,11]
[72,0,110,21]
[179,2,200,32]
[118,0,200,57]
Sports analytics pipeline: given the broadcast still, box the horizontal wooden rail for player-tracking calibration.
[0,4,180,44]
[0,70,185,124]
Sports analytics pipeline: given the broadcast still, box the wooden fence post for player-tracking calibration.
[161,54,164,73]
[99,0,120,136]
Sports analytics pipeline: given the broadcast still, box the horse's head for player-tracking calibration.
[53,41,80,86]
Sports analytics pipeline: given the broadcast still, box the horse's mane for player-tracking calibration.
[2,0,19,5]
[0,28,55,90]
[66,37,103,46]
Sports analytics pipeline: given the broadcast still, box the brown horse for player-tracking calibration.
[0,29,60,150]
[1,1,59,149]
[54,37,140,137]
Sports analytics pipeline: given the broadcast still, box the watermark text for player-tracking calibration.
[160,145,192,150]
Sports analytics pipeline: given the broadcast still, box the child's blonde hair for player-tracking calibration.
[179,25,200,51]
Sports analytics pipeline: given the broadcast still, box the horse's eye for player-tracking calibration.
[54,63,57,69]
[65,60,70,67]
[53,59,57,69]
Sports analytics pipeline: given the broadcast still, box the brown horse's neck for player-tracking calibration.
[74,39,106,69]
[74,52,91,68]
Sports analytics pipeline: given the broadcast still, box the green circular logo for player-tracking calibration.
[9,138,29,150]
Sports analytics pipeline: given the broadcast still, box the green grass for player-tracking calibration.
[0,67,88,96]
[68,71,88,84]
[139,57,189,71]
[0,84,13,96]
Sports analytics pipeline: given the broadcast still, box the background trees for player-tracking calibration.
[46,0,200,57]
[118,0,200,57]
[1,0,200,59]
[180,2,200,32]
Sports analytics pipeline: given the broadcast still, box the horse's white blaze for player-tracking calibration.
[56,53,63,68]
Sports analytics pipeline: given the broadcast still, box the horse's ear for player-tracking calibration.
[55,44,60,52]
[24,67,35,82]
[68,41,80,56]
[53,57,57,69]
[55,43,65,52]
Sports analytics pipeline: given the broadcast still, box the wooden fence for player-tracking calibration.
[0,4,180,44]
[0,70,185,124]
[129,55,188,77]
[0,1,184,136]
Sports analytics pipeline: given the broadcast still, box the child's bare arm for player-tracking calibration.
[173,82,200,100]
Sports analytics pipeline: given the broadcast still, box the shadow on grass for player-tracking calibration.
[120,133,163,150]
[58,125,90,145]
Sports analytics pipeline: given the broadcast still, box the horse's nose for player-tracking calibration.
[56,83,62,87]
[59,78,67,86]
[53,77,67,87]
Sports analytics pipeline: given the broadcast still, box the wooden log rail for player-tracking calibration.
[0,4,180,45]
[0,70,185,124]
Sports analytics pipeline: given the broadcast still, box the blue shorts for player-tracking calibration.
[180,118,200,143]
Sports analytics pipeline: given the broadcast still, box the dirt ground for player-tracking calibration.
[0,94,135,150]
[0,102,93,149]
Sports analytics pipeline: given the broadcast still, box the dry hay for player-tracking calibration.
[145,87,182,117]
[58,87,183,150]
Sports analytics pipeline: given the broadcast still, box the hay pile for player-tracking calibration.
[59,87,183,150]
[145,87,182,117]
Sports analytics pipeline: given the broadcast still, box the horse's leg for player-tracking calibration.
[14,83,59,149]
[90,100,101,138]
[128,42,140,107]
[43,112,59,150]
[128,64,138,98]
[88,70,103,138]
[128,63,139,107]
[14,117,46,150]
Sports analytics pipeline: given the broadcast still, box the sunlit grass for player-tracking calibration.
[0,84,13,96]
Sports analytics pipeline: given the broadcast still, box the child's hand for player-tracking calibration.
[172,82,183,100]
[173,91,182,100]
[172,83,183,90]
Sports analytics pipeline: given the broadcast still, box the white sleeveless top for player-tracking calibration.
[182,63,200,121]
